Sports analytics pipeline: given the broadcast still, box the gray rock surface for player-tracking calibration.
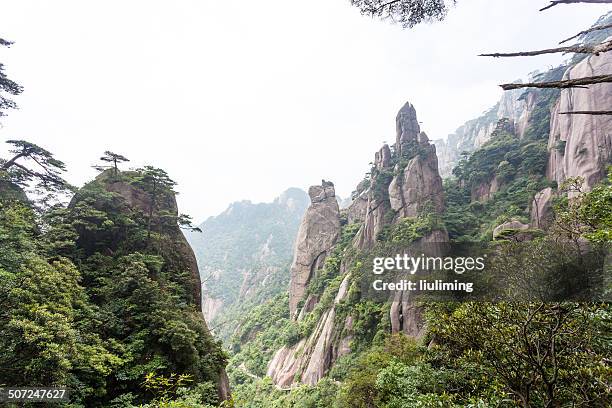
[355,145,394,249]
[531,187,555,229]
[288,183,341,318]
[355,194,391,249]
[388,138,445,217]
[471,176,499,202]
[492,219,530,240]
[546,49,612,192]
[272,102,449,389]
[267,274,353,387]
[396,102,421,156]
[346,192,368,224]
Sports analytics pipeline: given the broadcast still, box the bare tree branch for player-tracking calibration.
[540,0,612,12]
[500,75,612,90]
[559,110,612,115]
[559,23,612,44]
[375,0,401,12]
[480,40,612,58]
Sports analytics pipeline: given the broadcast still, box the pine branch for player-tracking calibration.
[480,40,612,58]
[500,75,612,90]
[540,0,612,12]
[559,23,612,44]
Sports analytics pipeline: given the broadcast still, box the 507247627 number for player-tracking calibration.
[0,387,69,402]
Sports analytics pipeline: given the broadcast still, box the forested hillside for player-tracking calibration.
[0,145,229,407]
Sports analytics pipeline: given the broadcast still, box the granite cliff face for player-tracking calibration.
[436,16,612,191]
[354,144,393,249]
[531,187,555,229]
[268,273,353,387]
[389,132,444,218]
[288,183,341,318]
[268,102,448,388]
[546,49,612,193]
[524,48,612,227]
[261,49,611,390]
[437,51,611,226]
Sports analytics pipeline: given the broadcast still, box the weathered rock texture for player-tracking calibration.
[202,297,224,322]
[354,103,449,339]
[546,49,612,192]
[356,103,445,249]
[471,176,499,202]
[388,133,445,218]
[531,187,555,229]
[396,103,421,155]
[268,273,353,387]
[288,182,341,318]
[269,31,612,390]
[355,145,393,249]
[346,192,368,224]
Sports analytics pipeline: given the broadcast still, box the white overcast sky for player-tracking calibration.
[0,0,610,221]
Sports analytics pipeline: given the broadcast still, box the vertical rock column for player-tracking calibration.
[288,182,341,319]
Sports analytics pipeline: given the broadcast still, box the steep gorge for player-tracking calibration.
[186,189,309,341]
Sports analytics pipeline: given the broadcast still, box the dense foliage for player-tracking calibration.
[445,118,552,241]
[0,148,226,407]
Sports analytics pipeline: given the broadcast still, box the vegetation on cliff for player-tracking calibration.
[227,155,611,408]
[0,144,227,407]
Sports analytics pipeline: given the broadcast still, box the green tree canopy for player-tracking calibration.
[0,140,72,196]
[97,151,130,176]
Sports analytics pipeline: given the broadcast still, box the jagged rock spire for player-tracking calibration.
[396,102,421,155]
